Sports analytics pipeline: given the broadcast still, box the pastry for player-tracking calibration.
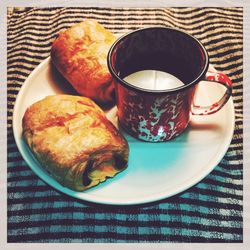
[22,95,129,191]
[51,19,116,104]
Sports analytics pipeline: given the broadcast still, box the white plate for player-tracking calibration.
[13,57,235,205]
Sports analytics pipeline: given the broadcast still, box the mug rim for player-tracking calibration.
[107,26,209,94]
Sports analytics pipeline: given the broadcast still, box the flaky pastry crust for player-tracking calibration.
[22,95,129,191]
[51,19,116,104]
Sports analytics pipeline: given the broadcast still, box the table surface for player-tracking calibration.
[7,7,243,243]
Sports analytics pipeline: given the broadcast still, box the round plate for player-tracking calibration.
[13,57,235,205]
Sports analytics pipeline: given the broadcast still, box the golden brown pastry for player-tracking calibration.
[51,19,116,104]
[22,95,129,191]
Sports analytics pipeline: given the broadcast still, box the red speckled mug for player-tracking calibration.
[107,27,232,142]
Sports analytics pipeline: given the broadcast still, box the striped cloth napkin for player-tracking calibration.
[7,7,243,242]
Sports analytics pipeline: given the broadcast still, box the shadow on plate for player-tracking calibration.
[48,60,79,95]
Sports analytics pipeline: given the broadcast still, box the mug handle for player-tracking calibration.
[191,71,232,115]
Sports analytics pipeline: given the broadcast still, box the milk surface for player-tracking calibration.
[123,70,184,90]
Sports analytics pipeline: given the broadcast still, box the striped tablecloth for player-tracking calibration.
[7,7,243,243]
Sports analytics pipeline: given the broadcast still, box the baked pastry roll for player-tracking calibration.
[22,95,129,191]
[51,19,116,104]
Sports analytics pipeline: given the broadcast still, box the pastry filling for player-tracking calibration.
[82,159,93,186]
[82,152,127,187]
[113,154,128,170]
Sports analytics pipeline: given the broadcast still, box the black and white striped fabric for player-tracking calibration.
[7,7,243,242]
